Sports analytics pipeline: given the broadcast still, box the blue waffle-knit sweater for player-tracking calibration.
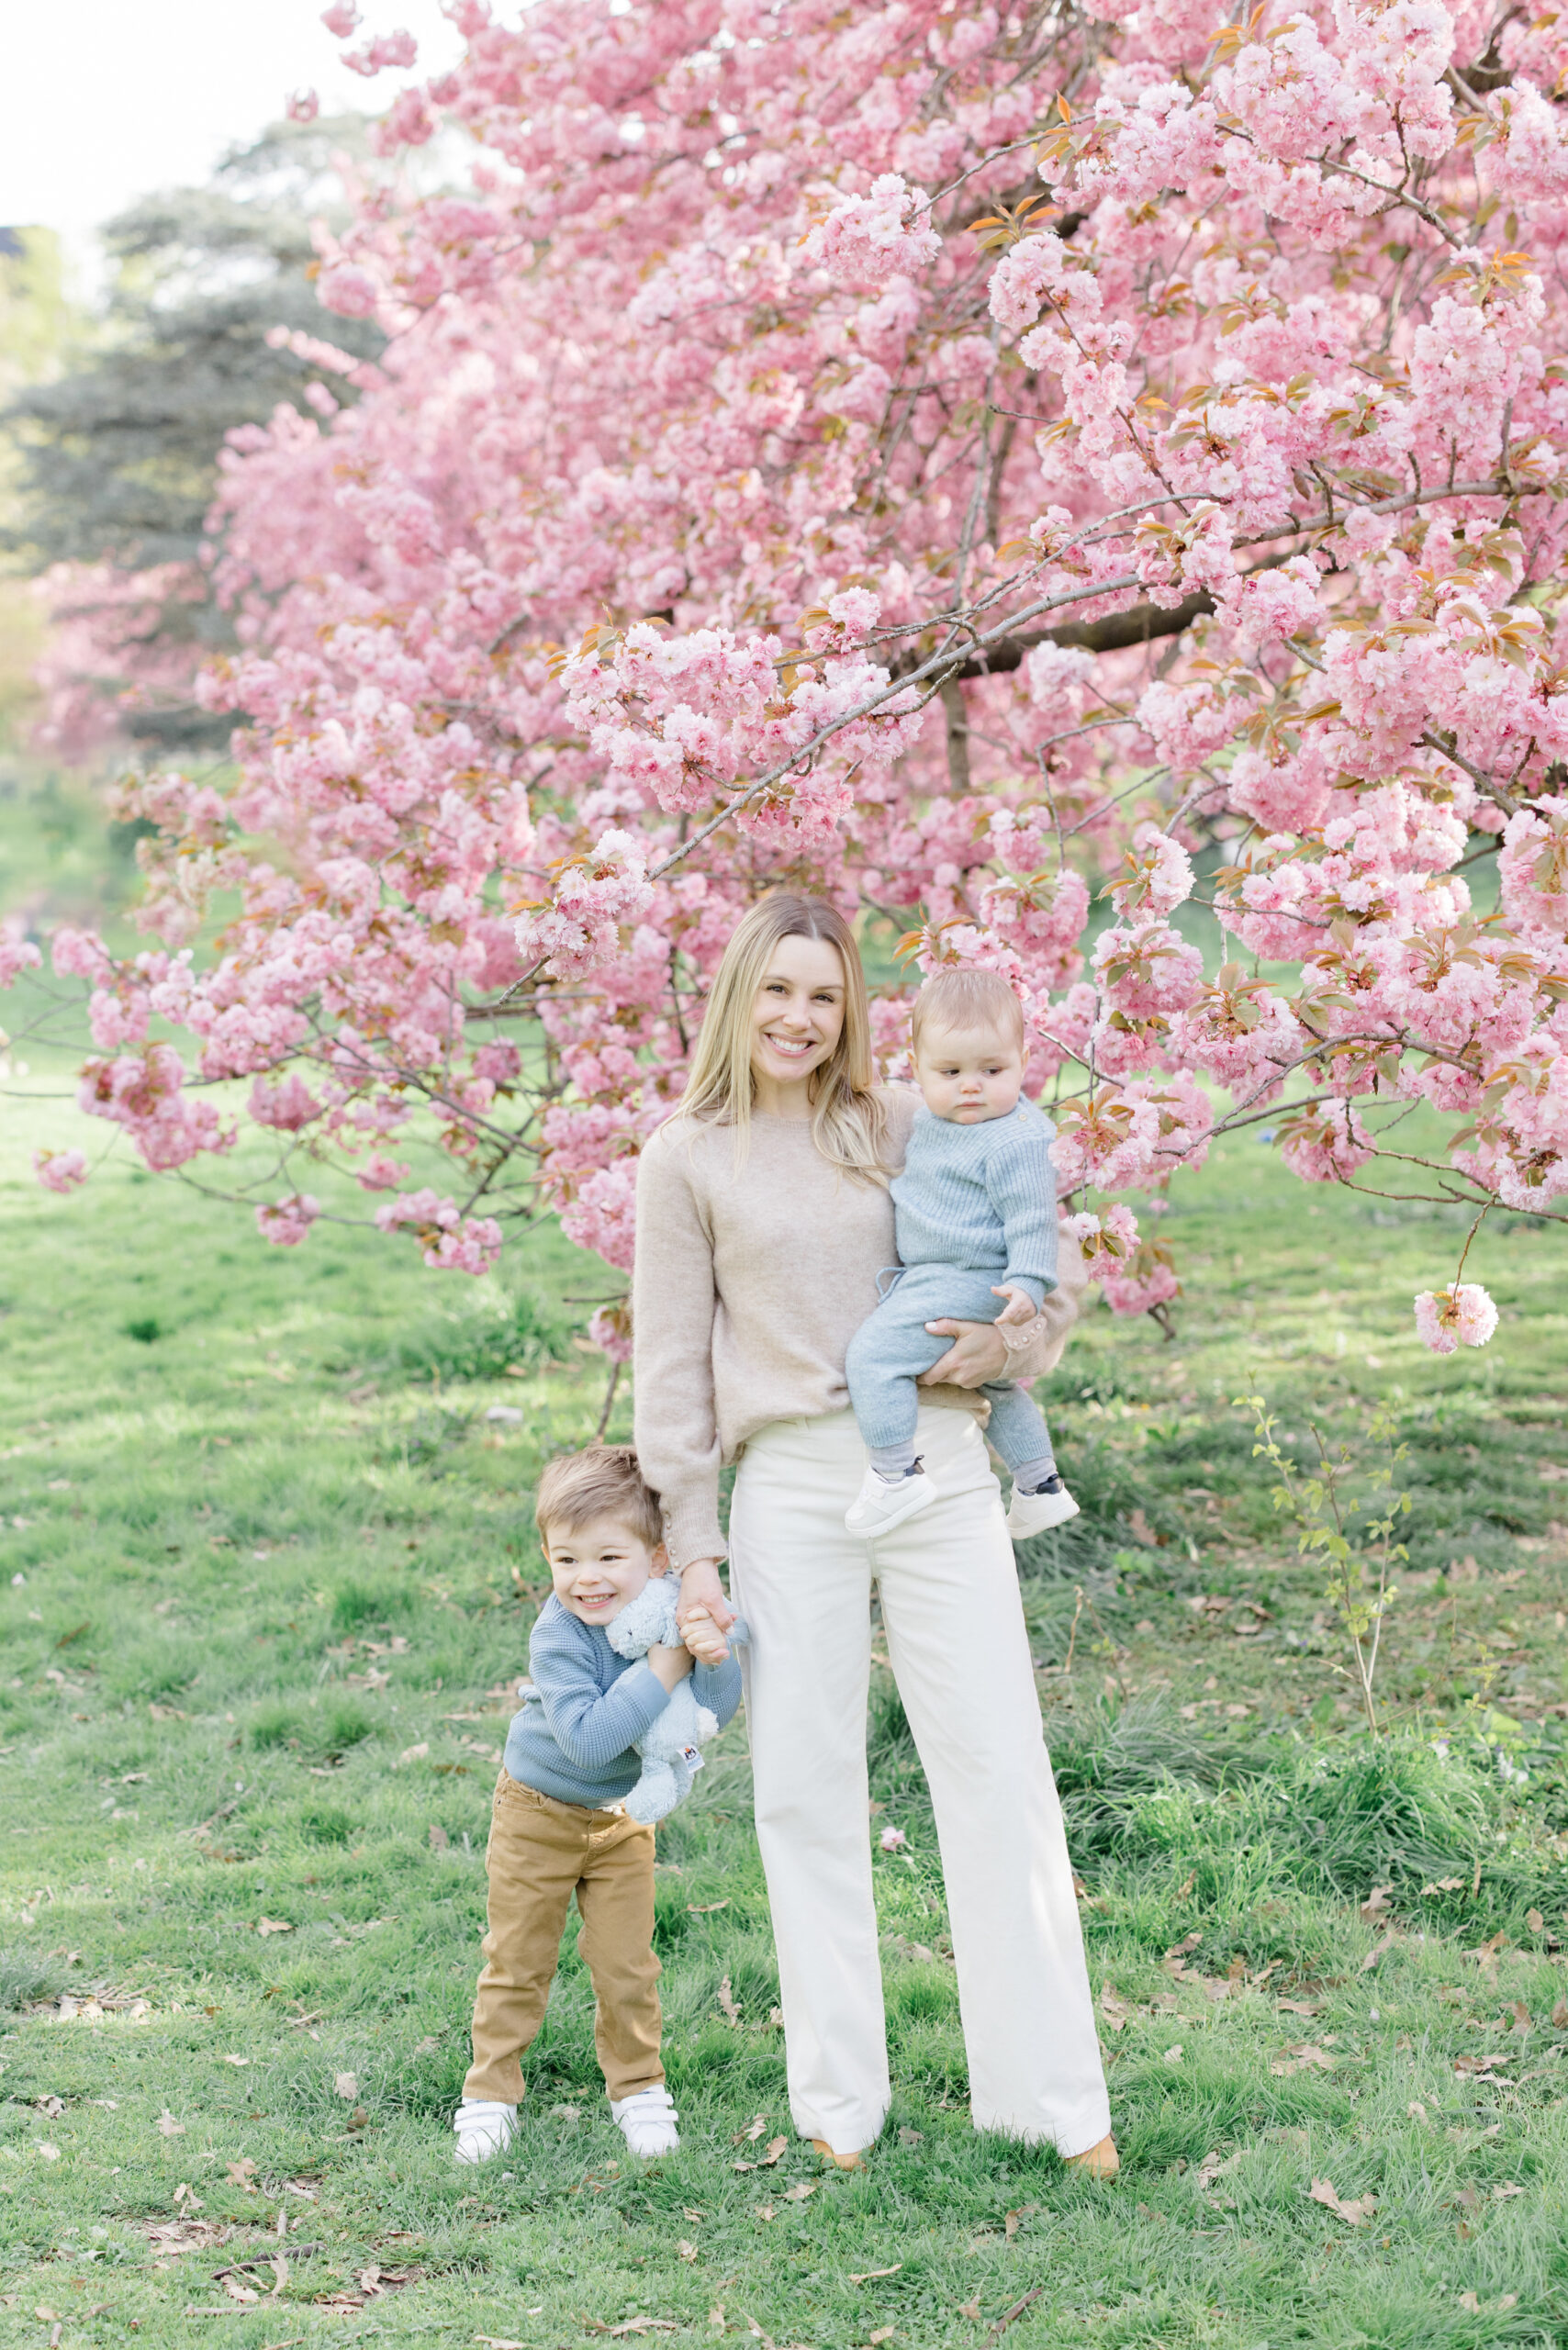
[502,1594,742,1810]
[890,1097,1058,1308]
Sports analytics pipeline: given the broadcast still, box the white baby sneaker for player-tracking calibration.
[452,2098,516,2164]
[610,2083,680,2157]
[845,1460,938,1538]
[1006,1475,1081,1539]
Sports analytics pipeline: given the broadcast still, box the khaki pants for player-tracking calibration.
[729,1404,1111,2159]
[463,1770,664,2106]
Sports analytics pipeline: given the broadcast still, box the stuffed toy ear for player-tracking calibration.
[604,1577,678,1658]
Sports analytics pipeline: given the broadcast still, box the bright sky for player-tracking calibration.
[1,0,469,297]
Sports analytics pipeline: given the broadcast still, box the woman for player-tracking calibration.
[632,893,1115,2175]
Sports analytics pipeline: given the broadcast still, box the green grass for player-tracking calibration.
[5,1080,1568,2349]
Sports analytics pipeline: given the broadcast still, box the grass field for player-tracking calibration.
[5,1073,1568,2350]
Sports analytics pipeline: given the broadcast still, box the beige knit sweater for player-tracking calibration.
[631,1089,1088,1569]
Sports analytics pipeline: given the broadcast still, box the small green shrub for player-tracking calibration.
[124,1317,162,1344]
[1265,1737,1490,1898]
[331,1580,409,1635]
[396,1285,574,1382]
[0,1949,60,2012]
[299,1806,355,1844]
[250,1704,305,1751]
[318,1699,376,1758]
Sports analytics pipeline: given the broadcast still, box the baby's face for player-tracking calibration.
[543,1512,667,1626]
[914,1020,1025,1125]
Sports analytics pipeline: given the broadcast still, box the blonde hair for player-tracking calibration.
[911,968,1025,1056]
[535,1445,664,1552]
[678,893,889,1181]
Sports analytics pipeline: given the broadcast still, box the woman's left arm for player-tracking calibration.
[920,1217,1092,1387]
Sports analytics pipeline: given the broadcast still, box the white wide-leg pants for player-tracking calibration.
[728,1403,1111,2159]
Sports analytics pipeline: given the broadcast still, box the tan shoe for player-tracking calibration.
[1064,2133,1119,2180]
[811,2138,868,2170]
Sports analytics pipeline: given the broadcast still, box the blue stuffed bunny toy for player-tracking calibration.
[604,1576,748,1824]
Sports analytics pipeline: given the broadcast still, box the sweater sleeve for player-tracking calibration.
[632,1125,727,1570]
[987,1128,1059,1303]
[529,1611,670,1772]
[691,1649,743,1730]
[1000,1214,1091,1379]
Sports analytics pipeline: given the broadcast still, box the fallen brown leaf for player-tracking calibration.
[255,1919,293,1938]
[688,1901,730,1914]
[848,2266,902,2283]
[156,2111,185,2137]
[782,2180,815,2202]
[1554,1998,1568,2030]
[1360,1886,1393,1921]
[717,1975,742,2027]
[333,2073,359,2101]
[1271,2042,1337,2076]
[758,2136,788,2167]
[678,2241,699,2262]
[1098,1983,1128,2032]
[1309,2177,1375,2227]
[733,2115,768,2144]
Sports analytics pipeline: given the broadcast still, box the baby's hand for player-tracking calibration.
[991,1283,1037,1329]
[680,1607,731,1668]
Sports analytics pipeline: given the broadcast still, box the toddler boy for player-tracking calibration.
[844,968,1081,1543]
[451,1444,741,2165]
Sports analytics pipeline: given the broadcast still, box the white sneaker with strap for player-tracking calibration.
[845,1460,938,1538]
[1006,1475,1081,1539]
[452,2098,516,2164]
[610,2083,680,2156]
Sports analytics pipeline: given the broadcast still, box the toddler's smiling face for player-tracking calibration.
[543,1511,667,1626]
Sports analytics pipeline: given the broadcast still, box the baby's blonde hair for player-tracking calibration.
[911,968,1025,1056]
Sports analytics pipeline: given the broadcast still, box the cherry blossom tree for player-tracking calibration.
[17,0,1568,1360]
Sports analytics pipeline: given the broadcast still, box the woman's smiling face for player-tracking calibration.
[749,934,846,1103]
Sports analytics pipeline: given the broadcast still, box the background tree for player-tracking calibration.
[4,117,382,755]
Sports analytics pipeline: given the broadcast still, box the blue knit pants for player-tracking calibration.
[844,1264,1056,1478]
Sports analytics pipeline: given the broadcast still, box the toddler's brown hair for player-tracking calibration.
[534,1444,664,1552]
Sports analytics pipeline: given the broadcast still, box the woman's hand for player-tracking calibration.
[918,1316,1010,1388]
[647,1641,695,1693]
[675,1557,734,1639]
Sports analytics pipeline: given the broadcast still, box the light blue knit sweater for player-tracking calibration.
[890,1097,1058,1308]
[503,1595,742,1811]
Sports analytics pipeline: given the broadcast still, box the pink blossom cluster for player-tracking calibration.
[374,1188,503,1274]
[1413,1282,1500,1355]
[24,0,1568,1350]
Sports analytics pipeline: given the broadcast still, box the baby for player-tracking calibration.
[844,967,1080,1542]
